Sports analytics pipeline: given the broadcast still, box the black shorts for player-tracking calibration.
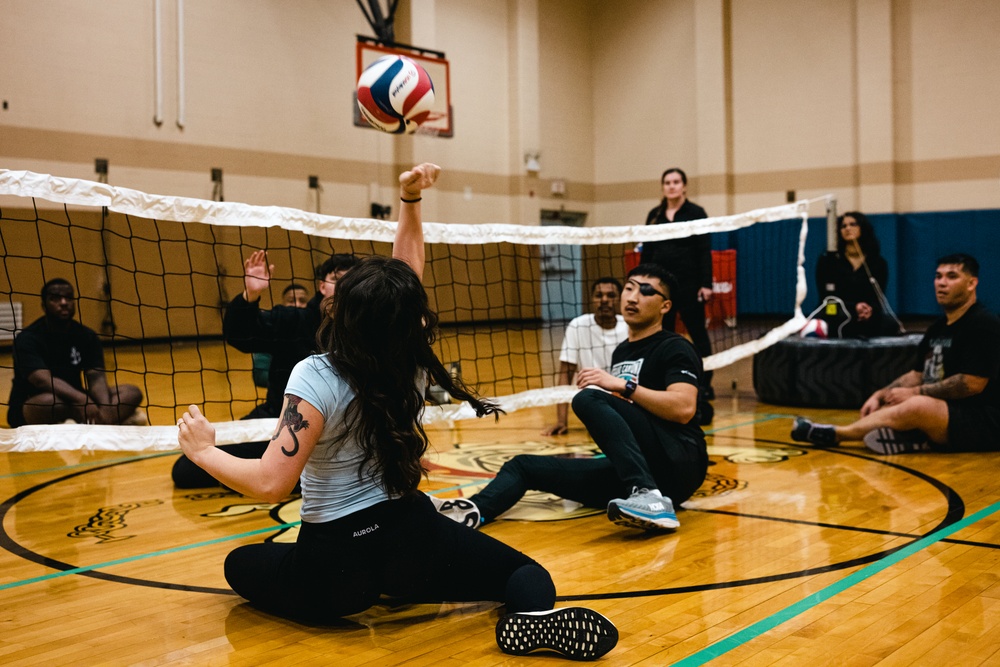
[941,402,1000,452]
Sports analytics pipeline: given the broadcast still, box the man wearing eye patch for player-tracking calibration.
[460,263,708,532]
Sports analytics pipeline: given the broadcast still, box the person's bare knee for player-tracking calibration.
[115,384,144,407]
[22,394,69,425]
[107,384,144,423]
[893,396,949,443]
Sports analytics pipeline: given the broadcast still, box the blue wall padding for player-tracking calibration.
[720,209,1000,316]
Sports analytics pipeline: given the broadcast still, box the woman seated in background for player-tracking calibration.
[815,211,899,338]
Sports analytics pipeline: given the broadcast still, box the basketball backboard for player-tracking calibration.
[354,36,453,137]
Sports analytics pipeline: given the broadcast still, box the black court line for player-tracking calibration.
[558,440,971,601]
[692,436,1000,549]
[0,461,234,595]
[0,437,984,602]
[689,507,1000,550]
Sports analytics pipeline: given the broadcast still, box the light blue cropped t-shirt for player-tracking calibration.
[284,354,391,523]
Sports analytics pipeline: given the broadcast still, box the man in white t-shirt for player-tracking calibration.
[541,277,628,435]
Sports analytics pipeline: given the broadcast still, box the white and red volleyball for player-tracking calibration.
[799,319,829,339]
[357,55,435,134]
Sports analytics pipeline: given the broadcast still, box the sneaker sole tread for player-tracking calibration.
[496,607,618,661]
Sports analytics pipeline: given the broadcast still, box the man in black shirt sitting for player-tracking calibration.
[792,253,1000,454]
[446,263,709,532]
[7,279,143,426]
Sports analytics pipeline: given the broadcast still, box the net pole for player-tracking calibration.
[825,195,838,252]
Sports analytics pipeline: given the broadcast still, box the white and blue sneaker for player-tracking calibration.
[496,607,618,660]
[607,488,679,531]
[428,494,481,529]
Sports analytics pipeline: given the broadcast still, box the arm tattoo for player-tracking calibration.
[885,375,911,389]
[918,374,977,400]
[272,396,309,457]
[884,371,922,392]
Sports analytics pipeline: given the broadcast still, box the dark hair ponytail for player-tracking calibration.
[317,257,501,496]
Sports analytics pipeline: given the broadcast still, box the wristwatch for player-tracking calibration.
[621,380,637,399]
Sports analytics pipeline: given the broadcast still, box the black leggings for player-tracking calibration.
[224,494,555,624]
[172,405,277,488]
[171,441,269,489]
[471,389,708,522]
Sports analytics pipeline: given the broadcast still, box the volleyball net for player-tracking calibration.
[0,169,822,451]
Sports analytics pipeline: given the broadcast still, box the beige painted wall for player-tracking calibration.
[1,0,998,225]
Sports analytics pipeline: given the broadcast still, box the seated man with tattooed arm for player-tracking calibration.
[792,253,1000,455]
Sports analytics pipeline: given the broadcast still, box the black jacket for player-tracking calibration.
[223,291,323,414]
[641,199,712,289]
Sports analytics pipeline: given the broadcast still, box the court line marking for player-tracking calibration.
[0,486,471,591]
[703,413,792,435]
[0,520,301,591]
[0,450,177,479]
[427,413,793,496]
[0,412,796,590]
[671,497,1000,667]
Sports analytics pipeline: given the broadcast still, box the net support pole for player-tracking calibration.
[153,0,164,127]
[826,195,838,252]
[176,0,186,130]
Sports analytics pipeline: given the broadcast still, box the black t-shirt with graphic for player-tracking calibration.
[610,329,704,435]
[8,316,106,413]
[914,302,1000,409]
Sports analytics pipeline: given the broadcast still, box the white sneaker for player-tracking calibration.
[607,488,680,531]
[863,427,932,455]
[495,607,618,660]
[428,494,481,529]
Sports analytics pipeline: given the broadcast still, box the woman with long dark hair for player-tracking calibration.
[816,211,898,338]
[178,164,617,660]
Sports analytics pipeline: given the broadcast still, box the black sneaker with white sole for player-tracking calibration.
[863,427,932,455]
[495,607,618,661]
[790,416,838,447]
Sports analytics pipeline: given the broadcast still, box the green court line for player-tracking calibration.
[671,498,1000,667]
[703,413,792,435]
[4,487,488,590]
[0,520,300,591]
[0,450,179,480]
[1,412,795,590]
[4,489,483,590]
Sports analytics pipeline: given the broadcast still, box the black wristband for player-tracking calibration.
[621,380,637,398]
[400,196,422,203]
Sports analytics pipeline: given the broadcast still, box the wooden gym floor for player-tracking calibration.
[2,358,1000,665]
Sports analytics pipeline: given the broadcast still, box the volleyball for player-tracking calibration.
[798,319,829,339]
[357,55,435,134]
